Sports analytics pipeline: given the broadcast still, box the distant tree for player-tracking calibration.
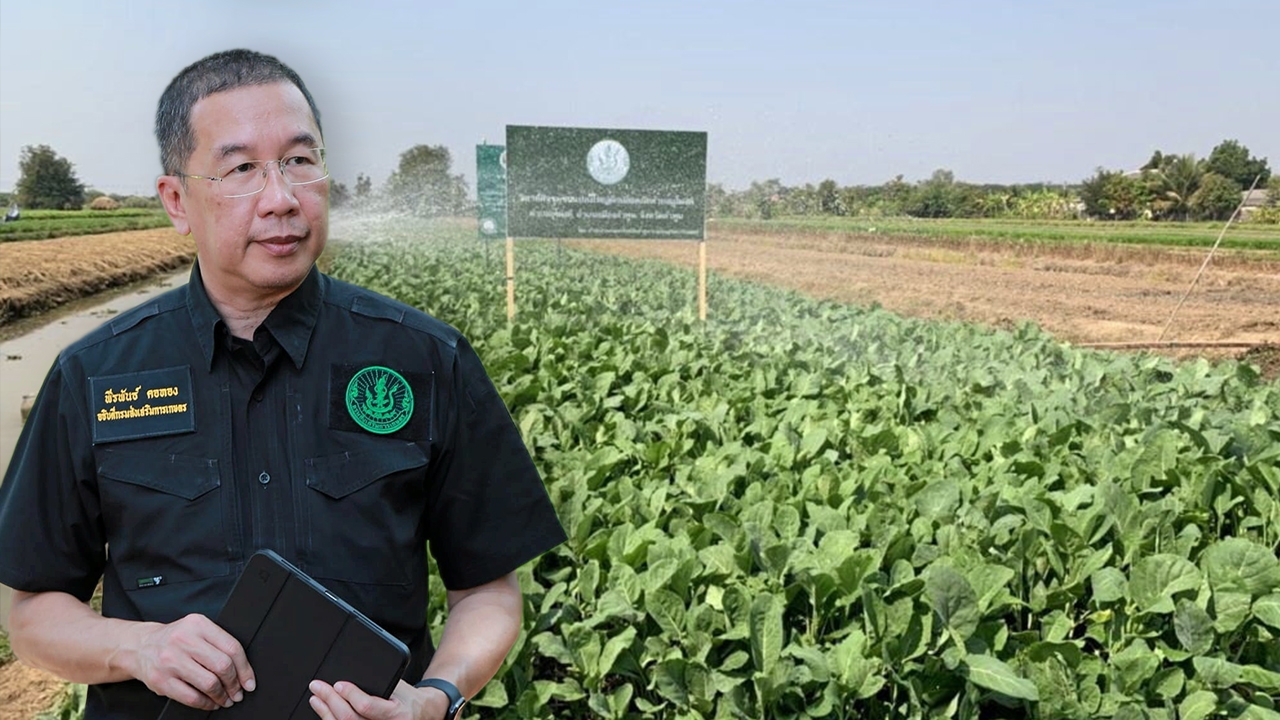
[1078,169,1110,217]
[15,144,86,209]
[705,183,730,217]
[881,174,912,215]
[1205,139,1270,189]
[1080,168,1146,220]
[744,178,785,220]
[355,173,373,199]
[951,184,985,218]
[1018,188,1076,220]
[84,188,106,203]
[817,179,841,215]
[1141,150,1165,172]
[785,183,822,215]
[1189,173,1243,221]
[1253,176,1280,223]
[330,181,351,208]
[385,145,469,216]
[977,190,1011,218]
[756,198,771,219]
[1145,154,1204,220]
[906,169,959,218]
[839,186,872,216]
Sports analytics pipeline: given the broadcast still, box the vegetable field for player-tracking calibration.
[327,217,1280,720]
[0,209,171,242]
[716,217,1280,254]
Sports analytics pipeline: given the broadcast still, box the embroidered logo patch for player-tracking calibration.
[345,365,414,434]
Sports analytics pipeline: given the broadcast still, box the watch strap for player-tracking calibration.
[414,678,466,719]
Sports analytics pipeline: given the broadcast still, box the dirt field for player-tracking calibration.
[0,660,65,720]
[572,228,1280,365]
[0,229,195,325]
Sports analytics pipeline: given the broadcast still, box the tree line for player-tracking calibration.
[7,139,1275,224]
[1079,141,1271,221]
[708,139,1275,223]
[332,144,470,216]
[2,145,161,211]
[2,143,472,218]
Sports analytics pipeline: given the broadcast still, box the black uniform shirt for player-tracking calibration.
[0,263,566,720]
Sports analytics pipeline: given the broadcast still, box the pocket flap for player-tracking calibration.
[305,442,428,500]
[98,449,220,500]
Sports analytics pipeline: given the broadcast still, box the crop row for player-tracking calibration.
[13,208,163,220]
[0,210,172,242]
[717,217,1280,253]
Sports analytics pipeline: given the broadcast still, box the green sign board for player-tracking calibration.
[476,144,507,238]
[506,125,707,239]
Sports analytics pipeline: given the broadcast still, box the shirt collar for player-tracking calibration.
[186,262,221,371]
[187,261,323,371]
[262,265,322,370]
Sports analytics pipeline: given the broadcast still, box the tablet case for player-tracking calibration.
[158,550,411,719]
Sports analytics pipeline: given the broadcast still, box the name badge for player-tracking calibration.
[90,366,196,444]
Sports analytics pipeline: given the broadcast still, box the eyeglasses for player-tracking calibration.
[179,147,329,198]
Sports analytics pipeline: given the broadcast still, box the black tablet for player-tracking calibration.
[158,550,411,719]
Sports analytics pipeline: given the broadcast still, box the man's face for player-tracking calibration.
[162,82,328,300]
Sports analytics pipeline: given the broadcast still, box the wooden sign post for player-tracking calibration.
[506,236,515,322]
[701,238,711,319]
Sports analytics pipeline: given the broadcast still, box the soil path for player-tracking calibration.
[572,229,1280,357]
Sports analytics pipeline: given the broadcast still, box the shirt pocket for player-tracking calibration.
[302,441,429,585]
[97,449,229,586]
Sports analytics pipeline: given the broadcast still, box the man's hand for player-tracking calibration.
[129,613,256,711]
[308,679,448,720]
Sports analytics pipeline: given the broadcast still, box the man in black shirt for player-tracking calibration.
[0,49,565,720]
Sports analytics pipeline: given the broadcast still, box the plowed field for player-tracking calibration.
[0,229,195,326]
[573,228,1280,361]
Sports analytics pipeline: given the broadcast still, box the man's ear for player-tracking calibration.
[157,175,192,236]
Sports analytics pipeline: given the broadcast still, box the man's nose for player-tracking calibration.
[256,161,300,213]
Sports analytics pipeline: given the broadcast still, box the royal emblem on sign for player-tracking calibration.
[345,365,414,434]
[586,139,630,185]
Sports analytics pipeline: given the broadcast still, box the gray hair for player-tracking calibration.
[155,49,323,176]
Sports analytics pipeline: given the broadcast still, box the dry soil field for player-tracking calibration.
[0,229,195,326]
[0,662,65,720]
[572,228,1280,370]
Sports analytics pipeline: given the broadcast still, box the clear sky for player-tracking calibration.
[1,1,1276,196]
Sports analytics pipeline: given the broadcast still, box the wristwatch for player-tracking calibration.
[414,678,467,719]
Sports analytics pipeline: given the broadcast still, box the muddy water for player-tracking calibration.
[0,265,192,628]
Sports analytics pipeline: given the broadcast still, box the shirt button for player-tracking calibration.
[252,391,264,403]
[258,472,270,485]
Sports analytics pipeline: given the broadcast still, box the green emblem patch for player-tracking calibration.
[345,365,414,434]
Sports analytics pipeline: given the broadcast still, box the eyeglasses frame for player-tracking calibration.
[176,147,329,199]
